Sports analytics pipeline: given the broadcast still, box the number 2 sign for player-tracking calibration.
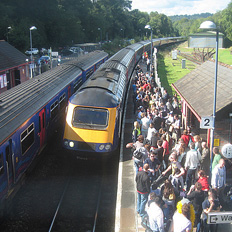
[200,116,213,129]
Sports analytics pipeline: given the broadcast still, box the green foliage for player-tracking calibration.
[217,49,232,65]
[171,4,232,48]
[3,0,232,53]
[169,13,213,22]
[0,0,179,52]
[157,46,196,96]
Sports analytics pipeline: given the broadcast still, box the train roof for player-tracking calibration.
[63,50,107,70]
[70,88,119,108]
[70,62,127,108]
[0,51,108,143]
[109,48,135,67]
[71,49,136,108]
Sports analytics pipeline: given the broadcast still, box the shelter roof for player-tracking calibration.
[172,61,232,119]
[0,40,29,72]
[189,31,224,37]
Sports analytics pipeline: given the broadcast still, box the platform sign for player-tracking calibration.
[208,212,232,224]
[200,116,213,129]
[222,144,232,159]
[214,139,220,147]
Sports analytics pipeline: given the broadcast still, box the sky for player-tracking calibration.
[131,0,231,16]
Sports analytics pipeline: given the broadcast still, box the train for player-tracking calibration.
[63,37,184,154]
[0,50,108,205]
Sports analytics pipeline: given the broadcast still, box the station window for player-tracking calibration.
[73,78,82,93]
[0,152,4,175]
[50,100,59,120]
[59,93,66,110]
[21,123,35,155]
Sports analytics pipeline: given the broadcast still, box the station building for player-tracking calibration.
[172,60,232,149]
[0,40,30,94]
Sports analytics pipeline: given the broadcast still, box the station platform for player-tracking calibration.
[114,61,232,232]
[115,62,147,232]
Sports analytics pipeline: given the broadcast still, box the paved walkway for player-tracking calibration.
[115,62,147,232]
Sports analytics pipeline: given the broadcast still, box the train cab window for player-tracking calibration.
[0,152,4,175]
[59,93,66,110]
[50,100,59,120]
[72,107,108,129]
[21,123,35,155]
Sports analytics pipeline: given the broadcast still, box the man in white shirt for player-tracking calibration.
[185,142,201,191]
[141,112,151,138]
[211,158,226,190]
[146,194,165,232]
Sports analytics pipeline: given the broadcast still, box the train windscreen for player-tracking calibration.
[72,107,108,129]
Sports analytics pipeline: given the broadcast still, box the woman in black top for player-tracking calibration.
[187,182,205,232]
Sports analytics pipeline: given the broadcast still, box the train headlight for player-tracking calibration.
[105,144,111,151]
[99,144,105,150]
[69,141,75,148]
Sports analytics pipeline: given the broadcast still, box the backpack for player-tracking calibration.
[133,147,146,160]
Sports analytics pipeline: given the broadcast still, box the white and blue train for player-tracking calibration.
[0,50,108,205]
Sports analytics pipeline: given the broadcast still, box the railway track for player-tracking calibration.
[1,127,118,232]
[179,52,203,65]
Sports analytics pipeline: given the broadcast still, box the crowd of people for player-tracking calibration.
[126,64,231,232]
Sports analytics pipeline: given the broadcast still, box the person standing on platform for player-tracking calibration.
[211,159,226,196]
[144,150,161,182]
[132,121,141,143]
[200,142,210,176]
[146,195,165,232]
[162,152,185,192]
[185,142,202,192]
[162,134,169,168]
[212,147,222,171]
[146,57,150,72]
[136,163,151,217]
[141,112,151,138]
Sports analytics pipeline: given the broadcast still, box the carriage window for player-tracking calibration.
[86,68,94,79]
[73,78,82,93]
[72,107,108,129]
[0,153,4,175]
[59,93,66,110]
[95,60,103,69]
[21,123,35,155]
[50,100,59,120]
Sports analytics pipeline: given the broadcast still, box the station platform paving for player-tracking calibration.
[115,61,148,232]
[115,61,232,232]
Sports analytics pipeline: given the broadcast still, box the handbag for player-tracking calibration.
[169,125,174,133]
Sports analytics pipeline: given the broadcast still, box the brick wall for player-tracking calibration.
[215,119,231,147]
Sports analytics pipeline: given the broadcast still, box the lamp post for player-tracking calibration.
[98,27,102,47]
[145,25,153,73]
[199,21,219,173]
[120,28,124,39]
[29,26,37,78]
[7,26,12,42]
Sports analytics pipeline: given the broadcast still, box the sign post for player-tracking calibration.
[208,212,232,224]
[200,116,214,129]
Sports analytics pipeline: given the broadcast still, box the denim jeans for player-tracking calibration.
[137,192,149,217]
[186,168,197,191]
